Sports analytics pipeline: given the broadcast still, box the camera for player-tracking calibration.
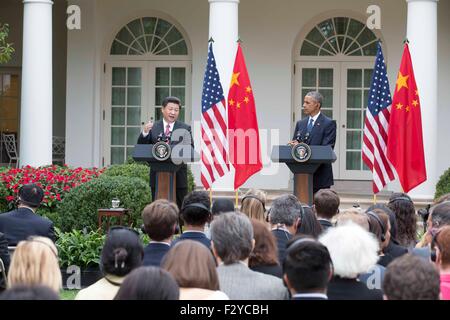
[418,204,431,231]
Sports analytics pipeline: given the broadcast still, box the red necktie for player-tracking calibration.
[165,124,171,136]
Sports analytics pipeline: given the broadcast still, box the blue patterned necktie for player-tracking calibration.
[307,118,314,133]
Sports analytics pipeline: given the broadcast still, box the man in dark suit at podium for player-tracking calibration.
[137,96,193,209]
[289,91,336,193]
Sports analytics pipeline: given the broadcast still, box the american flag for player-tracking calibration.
[362,42,396,193]
[200,43,229,189]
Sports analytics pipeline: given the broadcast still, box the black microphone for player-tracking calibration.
[295,131,302,143]
[157,132,163,142]
[304,132,310,144]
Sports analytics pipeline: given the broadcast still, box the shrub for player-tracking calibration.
[55,176,151,232]
[102,163,149,185]
[435,167,450,200]
[56,228,105,268]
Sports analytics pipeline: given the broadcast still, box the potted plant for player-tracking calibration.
[55,228,105,289]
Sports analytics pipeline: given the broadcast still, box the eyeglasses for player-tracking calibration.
[108,226,140,237]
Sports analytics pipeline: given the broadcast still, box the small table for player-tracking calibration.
[97,208,132,233]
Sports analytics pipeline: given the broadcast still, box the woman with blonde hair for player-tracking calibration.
[8,236,62,293]
[240,189,267,224]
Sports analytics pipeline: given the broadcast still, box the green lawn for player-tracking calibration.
[60,290,79,300]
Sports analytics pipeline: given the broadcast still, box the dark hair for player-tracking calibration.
[142,200,179,241]
[0,285,59,300]
[162,240,219,290]
[18,184,44,208]
[297,205,323,238]
[368,204,399,242]
[314,189,340,220]
[181,191,211,226]
[283,237,332,293]
[114,267,179,300]
[430,202,450,228]
[383,254,440,300]
[101,228,143,277]
[162,96,181,108]
[211,199,235,216]
[249,219,279,267]
[433,226,450,267]
[387,193,417,247]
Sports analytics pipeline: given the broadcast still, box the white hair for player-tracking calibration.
[319,222,379,279]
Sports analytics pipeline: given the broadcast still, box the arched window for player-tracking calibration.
[110,17,188,56]
[300,17,378,56]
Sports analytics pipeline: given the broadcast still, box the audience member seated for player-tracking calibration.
[269,194,301,264]
[387,193,417,249]
[283,237,332,300]
[0,285,60,300]
[368,204,408,260]
[205,199,235,239]
[0,184,55,246]
[365,209,394,267]
[240,189,267,224]
[320,223,383,300]
[171,191,211,249]
[296,205,323,239]
[0,232,10,291]
[211,212,289,300]
[7,237,61,294]
[141,200,179,267]
[114,267,179,300]
[431,225,450,300]
[313,189,340,233]
[249,220,283,278]
[162,240,229,300]
[383,254,440,300]
[76,227,143,300]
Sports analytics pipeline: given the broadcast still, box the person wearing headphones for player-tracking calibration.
[171,191,212,249]
[0,184,55,246]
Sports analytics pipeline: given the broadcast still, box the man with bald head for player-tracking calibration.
[289,91,336,193]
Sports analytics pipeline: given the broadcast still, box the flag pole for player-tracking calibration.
[235,189,239,209]
[209,188,213,207]
[373,194,377,204]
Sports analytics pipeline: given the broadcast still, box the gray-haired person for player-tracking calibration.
[289,91,337,193]
[210,212,289,300]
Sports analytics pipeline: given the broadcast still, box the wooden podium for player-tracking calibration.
[132,144,196,202]
[271,145,336,205]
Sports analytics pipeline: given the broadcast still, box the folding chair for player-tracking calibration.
[1,133,19,168]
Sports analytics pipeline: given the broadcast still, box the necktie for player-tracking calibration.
[307,118,314,133]
[165,124,171,137]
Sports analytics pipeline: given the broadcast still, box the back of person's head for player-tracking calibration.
[319,223,379,279]
[388,193,417,247]
[283,237,332,294]
[180,191,211,227]
[101,227,143,277]
[314,189,340,220]
[240,189,267,223]
[434,226,450,269]
[211,199,235,216]
[249,219,279,268]
[297,205,323,238]
[383,254,440,300]
[0,285,60,300]
[162,240,219,290]
[368,204,399,242]
[210,212,253,265]
[142,200,179,241]
[269,194,301,227]
[17,184,44,208]
[430,202,450,229]
[434,193,450,205]
[335,208,369,231]
[8,237,61,292]
[114,267,179,300]
[365,210,390,249]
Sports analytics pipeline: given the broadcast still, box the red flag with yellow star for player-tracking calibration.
[387,43,426,192]
[228,44,262,189]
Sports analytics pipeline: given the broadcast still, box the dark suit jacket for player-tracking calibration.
[0,232,10,289]
[272,229,293,265]
[137,120,193,188]
[327,276,383,300]
[142,242,171,267]
[293,113,337,190]
[250,264,283,279]
[385,240,408,259]
[0,208,56,246]
[171,231,211,249]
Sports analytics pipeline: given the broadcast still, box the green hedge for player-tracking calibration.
[102,163,150,185]
[435,167,450,200]
[55,176,150,232]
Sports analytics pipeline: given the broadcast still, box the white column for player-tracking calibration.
[406,0,438,200]
[20,0,53,167]
[208,0,239,190]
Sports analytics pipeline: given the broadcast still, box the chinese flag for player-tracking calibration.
[228,44,262,190]
[387,43,426,192]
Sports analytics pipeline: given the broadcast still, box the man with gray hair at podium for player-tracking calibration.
[289,91,336,193]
